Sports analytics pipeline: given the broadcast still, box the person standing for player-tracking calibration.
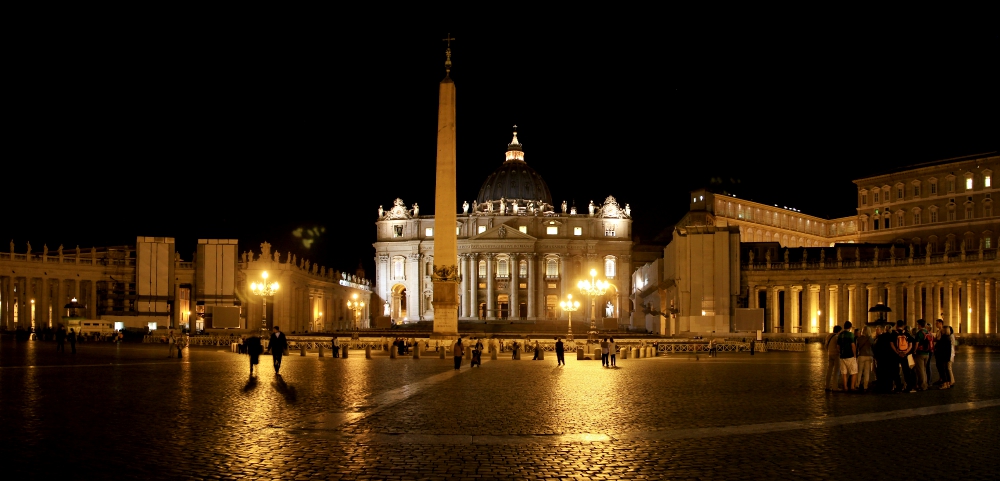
[245,335,263,375]
[532,340,540,360]
[824,325,842,391]
[933,319,953,389]
[267,326,288,375]
[837,321,857,392]
[555,337,565,366]
[891,320,916,393]
[167,330,176,358]
[913,319,933,390]
[56,326,66,352]
[600,338,610,367]
[855,327,875,392]
[511,340,519,360]
[453,338,464,370]
[609,337,618,367]
[68,328,77,354]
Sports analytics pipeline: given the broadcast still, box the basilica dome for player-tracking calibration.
[476,132,553,206]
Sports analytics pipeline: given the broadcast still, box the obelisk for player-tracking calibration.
[431,34,459,337]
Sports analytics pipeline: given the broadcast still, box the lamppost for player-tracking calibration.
[578,269,609,337]
[250,271,278,338]
[347,293,365,335]
[560,294,580,340]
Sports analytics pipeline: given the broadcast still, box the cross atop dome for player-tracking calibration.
[506,125,524,161]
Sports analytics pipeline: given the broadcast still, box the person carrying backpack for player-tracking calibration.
[891,320,917,393]
[913,319,934,390]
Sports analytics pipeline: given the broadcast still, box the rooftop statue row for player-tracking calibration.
[376,196,631,220]
[244,241,370,286]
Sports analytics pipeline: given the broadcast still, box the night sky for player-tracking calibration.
[6,25,997,280]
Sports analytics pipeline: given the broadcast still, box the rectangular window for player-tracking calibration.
[931,211,938,223]
[986,175,992,188]
[913,185,920,197]
[986,237,992,249]
[930,183,937,194]
[456,227,461,235]
[546,226,559,235]
[966,207,973,219]
[519,226,527,234]
[861,194,867,205]
[874,191,879,203]
[986,205,993,217]
[573,226,582,236]
[884,217,890,229]
[478,225,487,234]
[425,227,433,237]
[393,225,403,238]
[948,210,956,221]
[914,212,921,225]
[948,180,955,192]
[604,224,616,237]
[966,178,973,190]
[897,188,903,200]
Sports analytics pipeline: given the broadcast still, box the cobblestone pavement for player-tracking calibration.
[1,339,998,480]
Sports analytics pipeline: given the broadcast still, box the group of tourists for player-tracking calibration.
[825,318,957,393]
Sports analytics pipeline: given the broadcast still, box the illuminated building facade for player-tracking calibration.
[0,237,371,334]
[634,152,999,336]
[373,131,634,326]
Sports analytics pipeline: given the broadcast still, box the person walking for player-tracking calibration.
[453,338,465,370]
[824,325,842,391]
[532,340,540,360]
[609,337,618,367]
[245,335,263,375]
[67,328,77,354]
[267,326,288,375]
[555,337,565,366]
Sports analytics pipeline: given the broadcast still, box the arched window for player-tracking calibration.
[545,258,559,277]
[604,257,616,278]
[497,258,509,278]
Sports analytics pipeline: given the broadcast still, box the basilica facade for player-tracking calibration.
[373,132,634,327]
[633,151,999,337]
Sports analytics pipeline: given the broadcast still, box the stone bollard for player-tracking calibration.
[300,345,307,356]
[577,348,585,360]
[439,347,446,359]
[491,348,498,360]
[538,348,545,360]
[365,345,372,359]
[632,347,640,358]
[342,346,349,358]
[621,347,628,360]
[413,346,421,359]
[390,347,397,359]
[318,345,325,357]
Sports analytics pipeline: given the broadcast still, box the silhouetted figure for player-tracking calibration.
[245,335,263,375]
[68,328,77,354]
[267,326,288,375]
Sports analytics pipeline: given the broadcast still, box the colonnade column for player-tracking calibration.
[89,280,97,319]
[509,253,518,320]
[789,286,800,333]
[781,287,791,333]
[458,254,467,318]
[887,282,900,326]
[748,283,758,309]
[768,286,779,333]
[559,255,568,319]
[816,283,827,332]
[906,283,917,325]
[987,278,996,334]
[847,285,856,326]
[485,254,495,320]
[944,280,954,326]
[930,282,941,321]
[469,254,479,319]
[39,278,50,329]
[866,285,877,325]
[526,253,535,320]
[975,278,984,334]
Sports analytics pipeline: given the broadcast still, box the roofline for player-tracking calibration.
[853,151,998,183]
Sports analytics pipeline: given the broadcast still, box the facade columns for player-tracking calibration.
[944,280,954,327]
[471,254,480,319]
[485,254,495,320]
[930,282,941,321]
[887,282,901,326]
[525,253,535,320]
[559,255,569,319]
[987,277,996,334]
[866,284,877,325]
[768,286,779,333]
[906,282,917,325]
[975,278,985,334]
[748,283,758,309]
[509,253,518,320]
[781,286,792,333]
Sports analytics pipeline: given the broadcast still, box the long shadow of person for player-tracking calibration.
[272,374,297,403]
[243,374,258,393]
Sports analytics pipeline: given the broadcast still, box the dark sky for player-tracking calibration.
[6,25,997,279]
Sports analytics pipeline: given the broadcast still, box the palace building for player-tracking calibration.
[372,131,634,328]
[633,152,999,337]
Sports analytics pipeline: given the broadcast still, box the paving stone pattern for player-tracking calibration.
[1,339,998,480]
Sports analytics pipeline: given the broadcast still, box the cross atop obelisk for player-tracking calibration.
[442,33,455,77]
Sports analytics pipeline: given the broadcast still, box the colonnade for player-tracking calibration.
[0,275,98,331]
[748,277,998,334]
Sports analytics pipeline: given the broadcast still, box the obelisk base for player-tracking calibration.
[431,281,459,337]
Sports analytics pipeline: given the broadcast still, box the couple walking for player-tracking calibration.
[246,326,288,376]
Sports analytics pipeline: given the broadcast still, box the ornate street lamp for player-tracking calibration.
[347,293,365,335]
[578,268,609,336]
[250,271,278,338]
[560,294,581,340]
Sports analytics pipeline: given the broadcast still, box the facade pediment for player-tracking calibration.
[469,223,537,241]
